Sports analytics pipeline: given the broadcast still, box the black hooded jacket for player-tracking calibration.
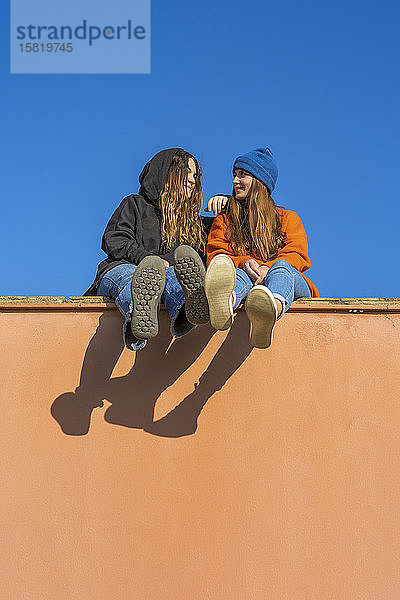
[84,148,213,296]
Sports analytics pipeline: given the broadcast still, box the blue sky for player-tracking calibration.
[1,0,399,297]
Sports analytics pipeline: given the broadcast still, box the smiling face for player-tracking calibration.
[186,157,197,198]
[233,169,254,200]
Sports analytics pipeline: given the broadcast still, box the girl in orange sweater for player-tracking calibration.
[205,147,319,349]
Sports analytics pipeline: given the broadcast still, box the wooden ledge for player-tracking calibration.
[1,296,400,313]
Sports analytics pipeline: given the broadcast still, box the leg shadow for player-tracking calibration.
[145,314,253,438]
[51,311,215,435]
[51,312,125,435]
[103,318,215,430]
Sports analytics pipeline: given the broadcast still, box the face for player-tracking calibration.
[186,157,197,198]
[233,169,253,200]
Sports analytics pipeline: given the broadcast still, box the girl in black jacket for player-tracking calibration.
[85,148,210,351]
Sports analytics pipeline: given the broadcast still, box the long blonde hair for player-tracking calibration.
[159,150,204,250]
[226,177,286,261]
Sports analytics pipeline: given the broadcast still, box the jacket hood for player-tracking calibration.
[138,148,183,207]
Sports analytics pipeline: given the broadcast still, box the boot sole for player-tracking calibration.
[205,255,236,330]
[245,286,277,349]
[130,256,166,340]
[174,246,209,325]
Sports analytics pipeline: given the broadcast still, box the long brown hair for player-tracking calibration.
[226,177,286,261]
[159,150,204,250]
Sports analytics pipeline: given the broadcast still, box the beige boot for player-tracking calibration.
[205,254,236,330]
[245,285,278,348]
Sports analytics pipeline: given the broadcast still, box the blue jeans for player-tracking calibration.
[97,263,194,351]
[233,260,311,320]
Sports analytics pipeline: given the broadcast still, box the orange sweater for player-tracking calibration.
[206,207,319,297]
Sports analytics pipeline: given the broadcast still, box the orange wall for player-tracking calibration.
[1,301,400,599]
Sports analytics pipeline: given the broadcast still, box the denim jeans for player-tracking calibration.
[97,263,194,351]
[232,259,311,320]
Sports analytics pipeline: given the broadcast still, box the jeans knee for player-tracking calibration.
[235,267,252,285]
[269,260,292,272]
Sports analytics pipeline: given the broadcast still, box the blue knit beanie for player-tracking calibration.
[233,147,278,192]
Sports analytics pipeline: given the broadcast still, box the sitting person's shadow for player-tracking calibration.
[51,310,253,438]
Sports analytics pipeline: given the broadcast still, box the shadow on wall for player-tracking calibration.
[51,312,253,438]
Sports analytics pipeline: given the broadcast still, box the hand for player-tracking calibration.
[243,259,260,282]
[206,195,228,215]
[254,265,269,285]
[162,260,170,268]
[243,259,269,284]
